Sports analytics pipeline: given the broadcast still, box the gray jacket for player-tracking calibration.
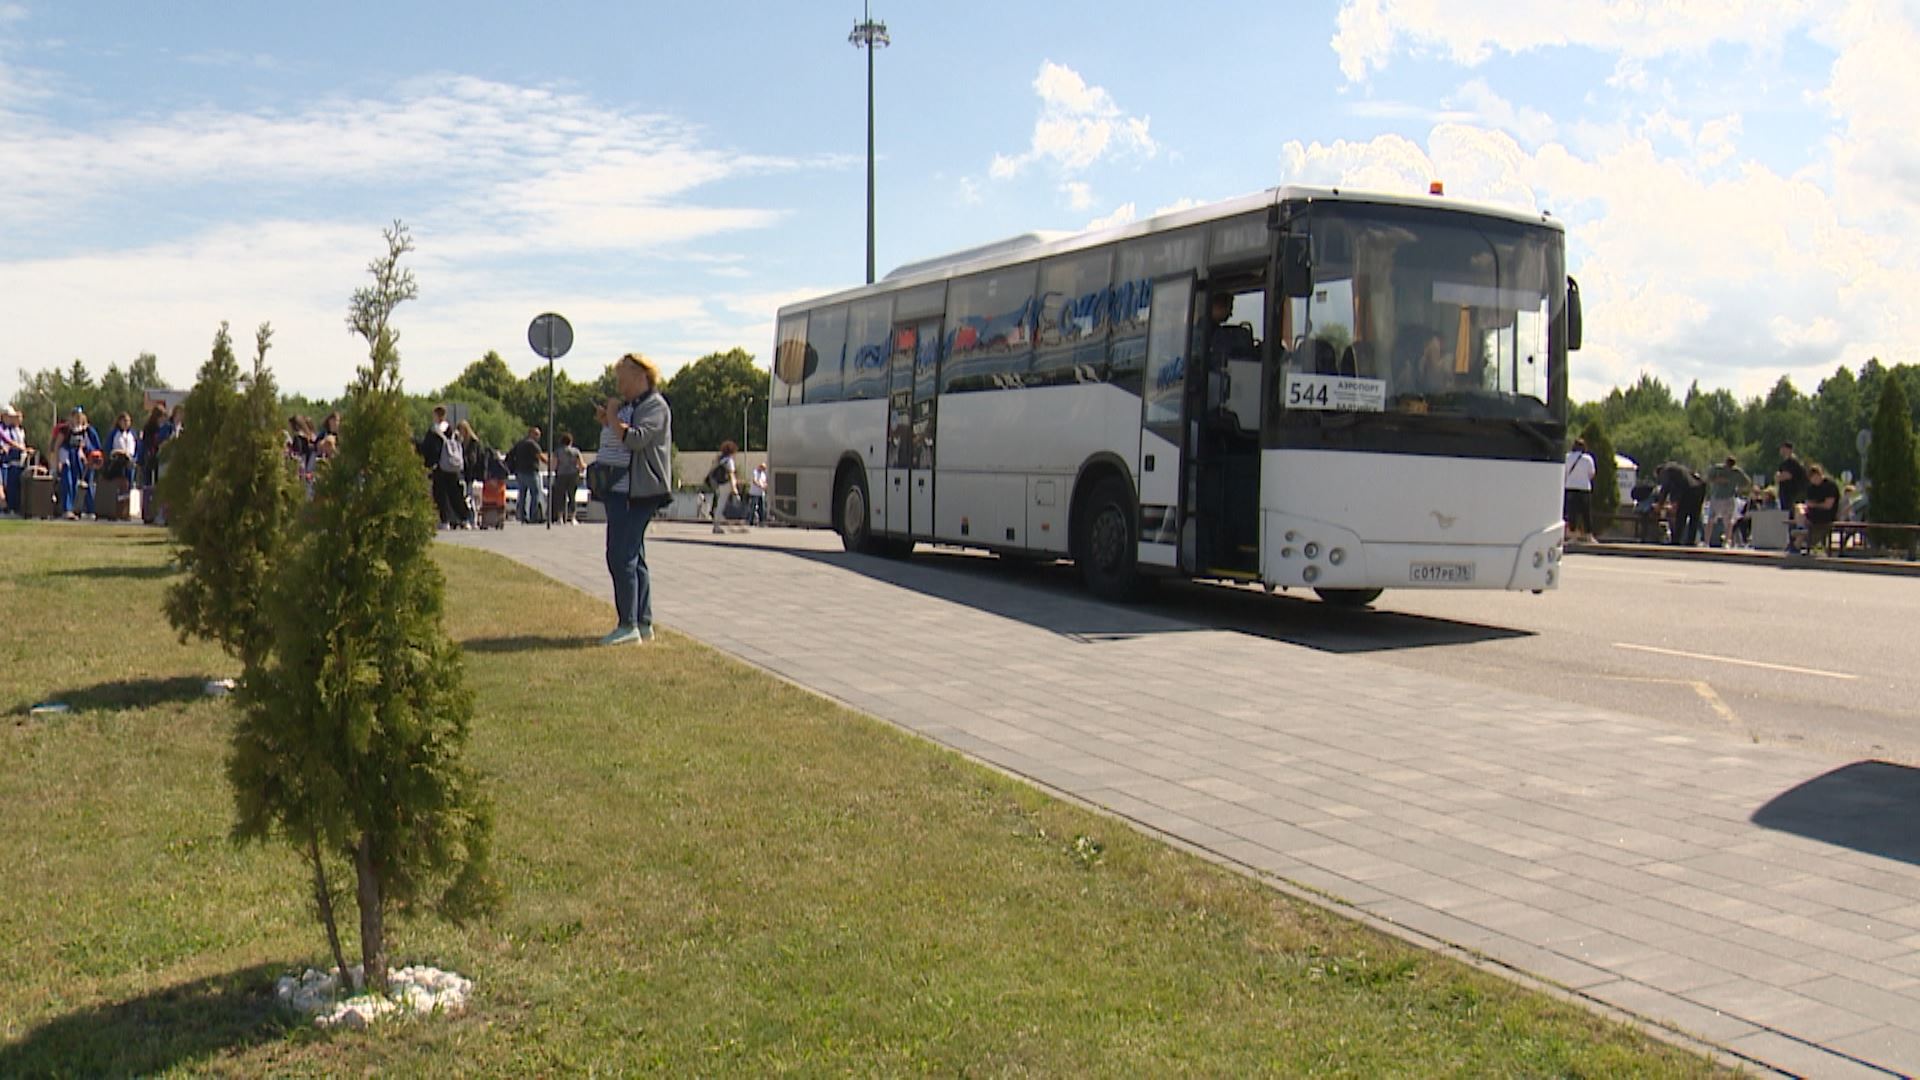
[602,392,672,500]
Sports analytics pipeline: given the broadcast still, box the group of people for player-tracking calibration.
[285,412,342,478]
[415,407,583,529]
[1566,438,1859,553]
[0,403,184,521]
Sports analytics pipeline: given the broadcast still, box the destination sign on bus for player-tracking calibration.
[1284,372,1386,412]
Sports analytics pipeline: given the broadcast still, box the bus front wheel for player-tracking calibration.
[1315,587,1383,608]
[835,471,878,555]
[1076,477,1146,601]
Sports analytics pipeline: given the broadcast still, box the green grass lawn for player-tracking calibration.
[0,521,1719,1076]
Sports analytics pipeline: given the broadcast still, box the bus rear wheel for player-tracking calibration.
[1076,476,1146,601]
[835,470,878,555]
[1315,587,1383,608]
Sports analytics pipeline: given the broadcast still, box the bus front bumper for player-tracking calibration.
[1261,512,1564,592]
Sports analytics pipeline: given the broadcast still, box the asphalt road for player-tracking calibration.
[903,548,1920,768]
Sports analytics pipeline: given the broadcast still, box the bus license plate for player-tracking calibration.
[1411,561,1475,584]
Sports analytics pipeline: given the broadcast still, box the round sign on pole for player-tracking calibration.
[528,313,574,360]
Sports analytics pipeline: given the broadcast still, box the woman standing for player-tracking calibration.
[594,353,672,645]
[551,433,583,524]
[447,418,480,522]
[57,407,101,519]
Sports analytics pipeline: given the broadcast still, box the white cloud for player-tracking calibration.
[1333,0,1820,81]
[1061,180,1095,210]
[1085,203,1136,231]
[0,4,25,24]
[0,75,835,395]
[1445,79,1556,145]
[989,61,1156,179]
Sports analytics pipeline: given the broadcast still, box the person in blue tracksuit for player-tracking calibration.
[57,406,102,519]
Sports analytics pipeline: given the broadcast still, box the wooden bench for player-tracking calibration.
[1823,521,1920,559]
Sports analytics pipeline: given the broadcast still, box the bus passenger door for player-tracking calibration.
[884,322,915,536]
[909,318,941,535]
[1137,274,1193,569]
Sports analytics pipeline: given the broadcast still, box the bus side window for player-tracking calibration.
[844,296,893,401]
[1033,249,1113,387]
[805,304,849,404]
[943,265,1037,394]
[773,314,807,407]
[1112,229,1204,395]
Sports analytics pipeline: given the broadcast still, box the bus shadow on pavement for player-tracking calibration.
[1752,761,1920,867]
[778,545,1532,654]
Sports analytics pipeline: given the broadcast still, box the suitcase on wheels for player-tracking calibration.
[23,467,55,519]
[101,477,132,521]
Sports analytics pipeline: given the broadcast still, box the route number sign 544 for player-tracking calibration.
[1284,372,1386,413]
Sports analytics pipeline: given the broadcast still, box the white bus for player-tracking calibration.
[766,184,1581,604]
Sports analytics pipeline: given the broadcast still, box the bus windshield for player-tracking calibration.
[1281,203,1566,425]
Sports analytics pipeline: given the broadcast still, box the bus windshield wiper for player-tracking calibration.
[1507,418,1560,457]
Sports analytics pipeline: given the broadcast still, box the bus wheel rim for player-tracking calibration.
[1090,505,1127,572]
[844,484,865,541]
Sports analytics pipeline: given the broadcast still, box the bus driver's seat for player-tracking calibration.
[1208,322,1259,433]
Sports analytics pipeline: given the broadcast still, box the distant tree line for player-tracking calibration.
[1571,362,1920,484]
[13,345,771,460]
[1571,360,1920,538]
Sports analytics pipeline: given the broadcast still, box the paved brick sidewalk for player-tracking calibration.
[450,523,1920,1078]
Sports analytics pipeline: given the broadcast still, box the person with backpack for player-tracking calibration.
[432,420,470,528]
[707,440,740,534]
[593,353,672,645]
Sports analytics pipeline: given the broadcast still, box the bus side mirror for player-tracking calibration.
[1566,276,1583,351]
[1282,236,1313,298]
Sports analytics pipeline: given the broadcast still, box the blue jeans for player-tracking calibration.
[60,462,93,516]
[1,462,19,513]
[605,495,658,629]
[515,471,543,523]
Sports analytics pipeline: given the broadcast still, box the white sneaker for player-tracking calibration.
[599,625,642,646]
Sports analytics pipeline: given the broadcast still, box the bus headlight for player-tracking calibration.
[1328,548,1345,566]
[1304,542,1320,560]
[1303,565,1320,583]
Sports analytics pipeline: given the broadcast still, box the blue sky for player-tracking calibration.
[3,1,1916,402]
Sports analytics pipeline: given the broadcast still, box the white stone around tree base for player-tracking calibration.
[274,964,471,1029]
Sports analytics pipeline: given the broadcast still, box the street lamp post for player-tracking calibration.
[849,3,889,285]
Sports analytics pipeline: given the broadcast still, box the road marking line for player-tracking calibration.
[1612,642,1858,681]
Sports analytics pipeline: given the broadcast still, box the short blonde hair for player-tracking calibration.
[617,352,662,390]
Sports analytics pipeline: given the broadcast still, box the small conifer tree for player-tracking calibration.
[163,322,300,669]
[231,223,497,997]
[1867,376,1919,552]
